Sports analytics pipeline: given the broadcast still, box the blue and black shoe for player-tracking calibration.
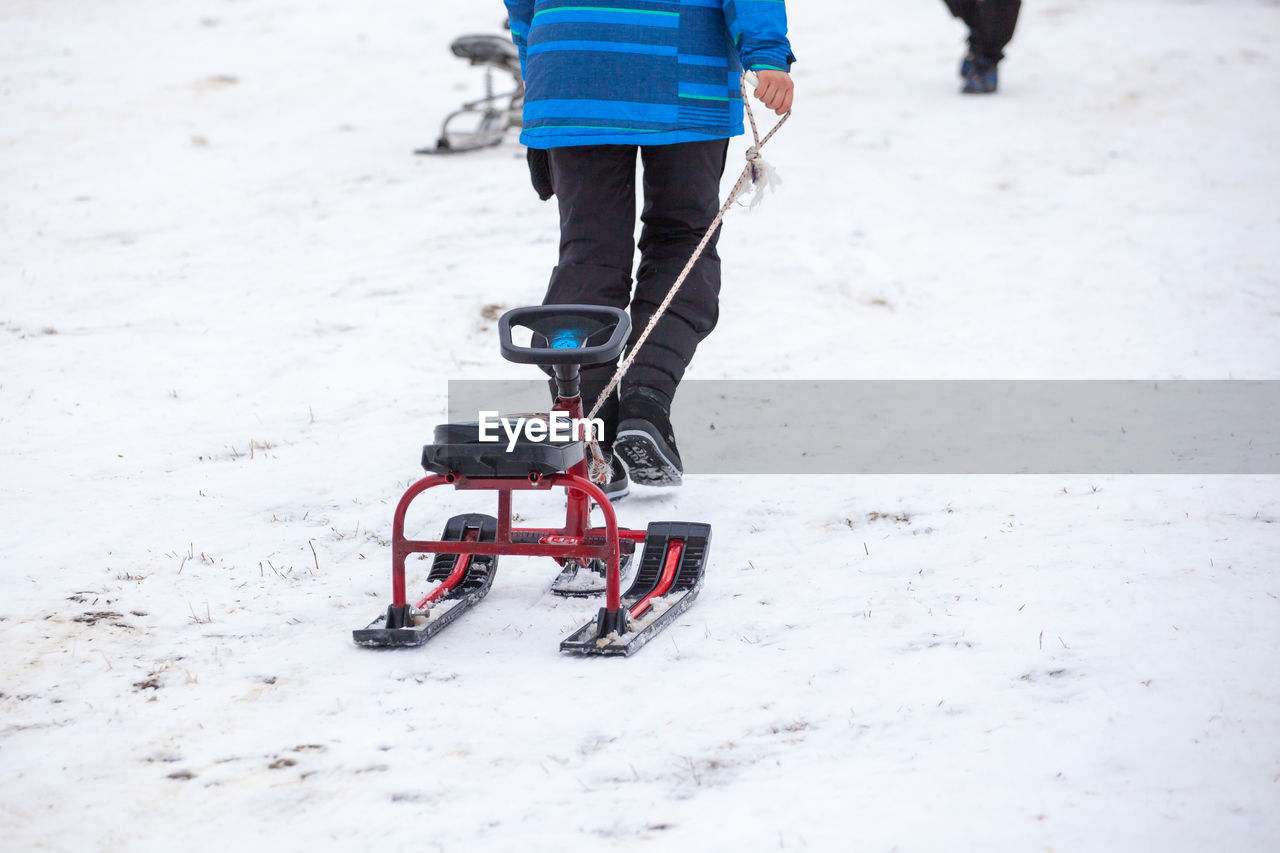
[962,56,999,94]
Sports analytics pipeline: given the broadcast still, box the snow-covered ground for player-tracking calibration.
[3,1,1278,850]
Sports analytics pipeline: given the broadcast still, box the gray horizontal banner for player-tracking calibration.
[447,380,1280,475]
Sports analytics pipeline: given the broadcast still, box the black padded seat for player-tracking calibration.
[450,35,520,69]
[422,420,585,478]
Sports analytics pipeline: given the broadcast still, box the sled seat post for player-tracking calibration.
[548,472,624,615]
[497,488,512,544]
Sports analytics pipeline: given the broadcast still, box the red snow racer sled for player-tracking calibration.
[353,305,711,656]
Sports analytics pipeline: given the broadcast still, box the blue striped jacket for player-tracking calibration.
[504,0,794,148]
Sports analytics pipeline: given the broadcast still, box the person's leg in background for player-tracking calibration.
[614,138,729,486]
[945,0,1022,94]
[970,0,1021,73]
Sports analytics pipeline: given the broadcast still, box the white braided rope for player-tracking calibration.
[583,71,791,483]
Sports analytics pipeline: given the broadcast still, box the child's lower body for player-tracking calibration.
[542,139,730,495]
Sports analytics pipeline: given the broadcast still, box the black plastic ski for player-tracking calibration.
[549,550,635,598]
[353,513,498,648]
[560,522,710,656]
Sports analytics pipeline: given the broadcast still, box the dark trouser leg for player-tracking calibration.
[945,0,977,27]
[946,0,1021,62]
[974,0,1021,62]
[626,139,729,408]
[543,144,639,445]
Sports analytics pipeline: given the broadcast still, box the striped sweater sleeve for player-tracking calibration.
[722,0,795,72]
[503,0,534,76]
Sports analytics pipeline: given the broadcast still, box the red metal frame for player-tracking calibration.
[389,393,644,626]
[415,528,478,610]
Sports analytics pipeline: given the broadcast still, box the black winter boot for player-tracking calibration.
[615,388,683,487]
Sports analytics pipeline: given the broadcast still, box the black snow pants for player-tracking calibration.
[544,139,729,441]
[945,0,1022,63]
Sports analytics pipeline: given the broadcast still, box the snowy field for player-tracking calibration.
[3,0,1279,850]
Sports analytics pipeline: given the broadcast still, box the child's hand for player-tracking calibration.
[752,69,794,115]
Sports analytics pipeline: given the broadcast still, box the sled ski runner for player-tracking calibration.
[560,522,710,656]
[353,513,498,647]
[550,559,612,598]
[550,548,635,597]
[353,305,710,656]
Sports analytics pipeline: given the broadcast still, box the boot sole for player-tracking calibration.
[614,422,683,487]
